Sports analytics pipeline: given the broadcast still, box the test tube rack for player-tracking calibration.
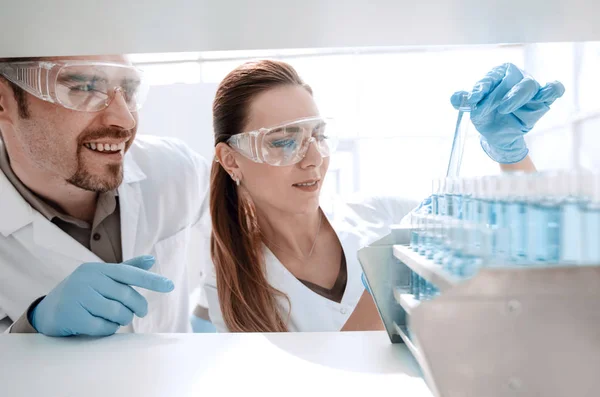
[358,225,600,397]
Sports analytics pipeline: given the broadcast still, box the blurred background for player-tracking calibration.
[133,42,600,210]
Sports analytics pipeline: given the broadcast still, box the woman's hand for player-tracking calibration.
[451,63,565,164]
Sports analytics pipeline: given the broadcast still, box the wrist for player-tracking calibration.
[480,137,529,164]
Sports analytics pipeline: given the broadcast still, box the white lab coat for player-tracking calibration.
[0,135,211,333]
[204,194,418,332]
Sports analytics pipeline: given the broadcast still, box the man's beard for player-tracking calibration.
[67,127,133,192]
[67,161,124,192]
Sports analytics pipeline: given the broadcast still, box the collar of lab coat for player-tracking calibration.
[0,152,147,237]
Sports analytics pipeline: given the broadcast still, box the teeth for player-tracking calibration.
[84,142,127,153]
[296,181,317,187]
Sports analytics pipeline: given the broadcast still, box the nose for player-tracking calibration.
[100,87,137,130]
[298,137,323,169]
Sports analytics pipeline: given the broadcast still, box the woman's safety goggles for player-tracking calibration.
[227,116,339,166]
[0,60,149,112]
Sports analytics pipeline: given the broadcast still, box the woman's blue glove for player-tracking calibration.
[30,256,174,337]
[451,63,565,164]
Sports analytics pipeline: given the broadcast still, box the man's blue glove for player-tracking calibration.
[30,256,174,337]
[451,63,565,164]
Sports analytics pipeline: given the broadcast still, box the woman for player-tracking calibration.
[204,60,564,332]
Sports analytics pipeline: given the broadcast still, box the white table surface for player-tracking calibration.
[0,331,431,397]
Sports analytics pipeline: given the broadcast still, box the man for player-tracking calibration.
[0,55,211,335]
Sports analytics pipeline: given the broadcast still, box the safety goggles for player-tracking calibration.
[0,60,149,112]
[227,116,339,166]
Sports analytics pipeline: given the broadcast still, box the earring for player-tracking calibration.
[230,173,240,186]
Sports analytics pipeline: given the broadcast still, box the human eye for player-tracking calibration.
[270,139,297,149]
[60,74,107,94]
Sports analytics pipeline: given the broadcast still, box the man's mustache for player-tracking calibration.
[78,128,134,143]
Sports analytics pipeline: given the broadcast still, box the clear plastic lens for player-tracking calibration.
[0,61,148,112]
[55,64,148,112]
[257,117,338,166]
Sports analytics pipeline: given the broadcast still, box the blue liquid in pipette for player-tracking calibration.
[560,197,583,265]
[432,193,439,216]
[508,201,528,265]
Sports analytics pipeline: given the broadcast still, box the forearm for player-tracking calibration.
[499,155,537,173]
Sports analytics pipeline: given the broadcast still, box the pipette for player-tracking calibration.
[446,92,472,178]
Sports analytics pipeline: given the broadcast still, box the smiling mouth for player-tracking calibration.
[82,141,127,154]
[293,181,318,187]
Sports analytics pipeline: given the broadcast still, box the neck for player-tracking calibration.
[10,156,98,223]
[257,205,322,260]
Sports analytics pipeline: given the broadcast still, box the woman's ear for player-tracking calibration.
[215,142,240,176]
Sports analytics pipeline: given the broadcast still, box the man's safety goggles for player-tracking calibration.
[0,60,149,112]
[227,116,339,166]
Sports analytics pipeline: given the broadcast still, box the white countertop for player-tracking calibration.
[0,331,432,397]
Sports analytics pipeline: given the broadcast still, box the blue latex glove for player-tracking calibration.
[451,63,565,164]
[31,256,174,337]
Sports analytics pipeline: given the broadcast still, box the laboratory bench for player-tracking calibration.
[0,331,432,397]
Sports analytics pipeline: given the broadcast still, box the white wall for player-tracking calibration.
[3,0,600,57]
[138,83,218,161]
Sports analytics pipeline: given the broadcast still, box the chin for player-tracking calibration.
[293,200,321,215]
[68,166,124,192]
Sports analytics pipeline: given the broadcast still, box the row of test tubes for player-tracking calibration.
[407,170,600,300]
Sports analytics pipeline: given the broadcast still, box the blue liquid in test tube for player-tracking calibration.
[560,172,584,265]
[508,173,530,266]
[582,174,600,265]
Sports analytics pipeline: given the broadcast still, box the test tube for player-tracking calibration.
[559,170,584,265]
[438,179,448,216]
[507,172,529,265]
[460,178,474,222]
[410,213,421,252]
[431,178,440,216]
[582,173,600,265]
[492,175,511,266]
[446,178,456,218]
